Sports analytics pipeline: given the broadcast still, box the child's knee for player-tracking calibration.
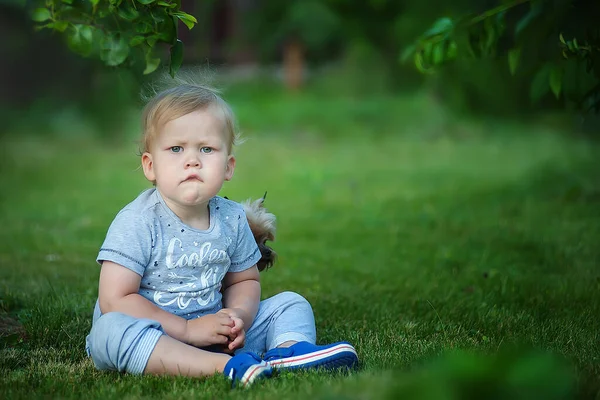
[275,291,313,311]
[87,312,129,370]
[86,312,162,374]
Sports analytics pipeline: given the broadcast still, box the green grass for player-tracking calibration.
[0,86,599,399]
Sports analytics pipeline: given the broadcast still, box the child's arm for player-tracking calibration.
[98,260,235,348]
[220,265,261,350]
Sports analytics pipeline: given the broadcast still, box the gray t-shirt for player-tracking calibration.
[96,188,261,320]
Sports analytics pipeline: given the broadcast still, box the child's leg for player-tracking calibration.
[243,292,358,371]
[144,334,230,376]
[86,311,229,376]
[243,291,317,355]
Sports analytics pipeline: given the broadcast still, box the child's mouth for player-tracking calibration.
[184,175,202,182]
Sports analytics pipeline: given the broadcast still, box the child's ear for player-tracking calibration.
[225,155,236,181]
[142,152,156,182]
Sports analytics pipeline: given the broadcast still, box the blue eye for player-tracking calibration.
[170,146,182,153]
[201,147,213,154]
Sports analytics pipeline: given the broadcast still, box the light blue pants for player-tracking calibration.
[85,291,316,374]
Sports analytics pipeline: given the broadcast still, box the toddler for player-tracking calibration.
[85,79,358,386]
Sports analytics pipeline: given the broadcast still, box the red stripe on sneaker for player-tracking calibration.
[242,362,268,385]
[268,344,356,366]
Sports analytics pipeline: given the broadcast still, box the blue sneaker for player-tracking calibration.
[223,352,272,387]
[263,341,358,371]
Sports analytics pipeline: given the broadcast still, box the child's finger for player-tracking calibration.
[211,333,230,345]
[230,316,244,334]
[228,330,245,350]
[216,313,235,326]
[216,324,233,337]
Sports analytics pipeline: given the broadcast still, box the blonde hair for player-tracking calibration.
[140,73,240,154]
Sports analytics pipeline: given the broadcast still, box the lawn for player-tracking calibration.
[0,86,599,399]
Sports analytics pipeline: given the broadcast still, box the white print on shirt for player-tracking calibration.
[166,271,197,291]
[153,237,228,310]
[166,238,228,269]
[153,268,222,308]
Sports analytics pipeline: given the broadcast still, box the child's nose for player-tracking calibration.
[185,156,201,168]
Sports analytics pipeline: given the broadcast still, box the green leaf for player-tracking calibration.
[135,21,154,34]
[173,11,197,30]
[157,1,176,7]
[62,0,73,4]
[483,18,496,54]
[566,41,575,52]
[38,20,69,33]
[414,51,434,74]
[422,41,433,65]
[414,51,426,73]
[144,54,161,75]
[172,11,197,23]
[515,1,542,37]
[146,35,159,46]
[154,12,177,44]
[400,44,416,63]
[549,65,563,99]
[559,33,566,44]
[467,30,483,58]
[432,43,445,65]
[35,21,53,31]
[33,23,51,32]
[136,0,156,4]
[171,15,179,42]
[67,24,94,56]
[100,34,130,66]
[508,47,521,75]
[129,35,146,46]
[423,17,453,39]
[530,65,550,103]
[117,5,140,21]
[156,28,176,44]
[32,8,51,22]
[177,17,194,30]
[169,39,183,78]
[455,31,475,58]
[446,40,457,60]
[53,20,69,32]
[151,11,167,24]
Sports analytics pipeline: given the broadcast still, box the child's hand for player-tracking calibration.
[184,313,235,348]
[218,308,246,353]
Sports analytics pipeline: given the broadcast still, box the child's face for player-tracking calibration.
[141,106,235,211]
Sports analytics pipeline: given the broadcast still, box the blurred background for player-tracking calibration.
[1,0,598,141]
[1,2,599,397]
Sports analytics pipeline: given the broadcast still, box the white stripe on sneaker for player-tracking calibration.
[268,343,357,368]
[241,361,270,386]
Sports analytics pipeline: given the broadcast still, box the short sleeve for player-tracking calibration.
[96,209,153,277]
[228,209,261,273]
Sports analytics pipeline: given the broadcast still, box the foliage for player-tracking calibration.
[403,0,600,112]
[244,0,343,62]
[385,350,574,400]
[28,0,197,77]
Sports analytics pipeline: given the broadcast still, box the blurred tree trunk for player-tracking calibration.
[283,38,304,91]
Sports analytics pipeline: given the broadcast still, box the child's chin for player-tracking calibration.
[180,190,215,206]
[182,197,204,206]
